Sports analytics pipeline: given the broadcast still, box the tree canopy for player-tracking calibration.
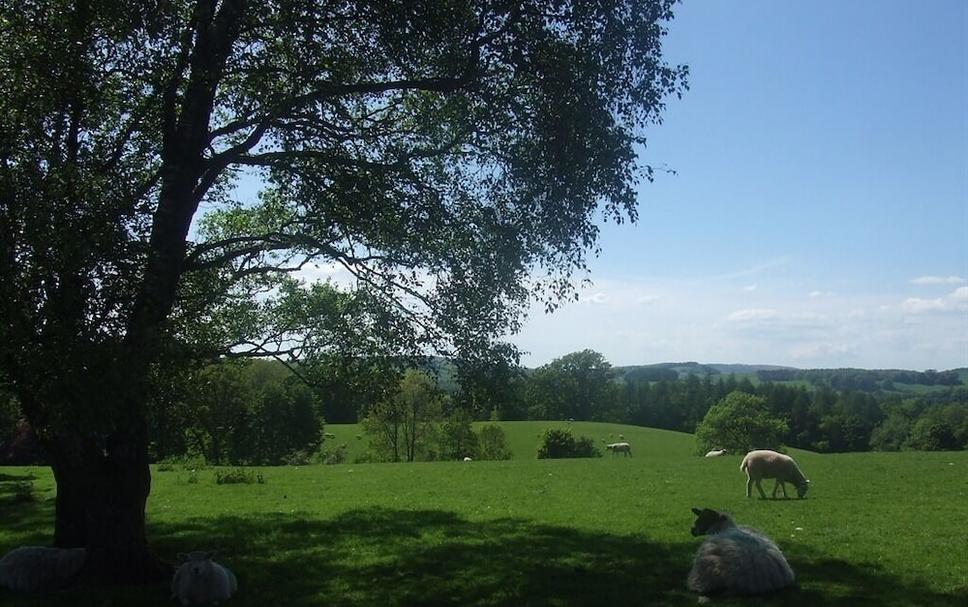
[0,0,686,581]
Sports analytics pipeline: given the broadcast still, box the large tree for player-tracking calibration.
[0,0,686,583]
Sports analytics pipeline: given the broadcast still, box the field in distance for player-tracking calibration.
[1,421,966,606]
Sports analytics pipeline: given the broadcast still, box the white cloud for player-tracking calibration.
[580,292,609,305]
[743,284,758,292]
[809,290,834,298]
[912,275,965,285]
[789,342,854,360]
[513,275,967,370]
[902,286,968,314]
[726,308,780,322]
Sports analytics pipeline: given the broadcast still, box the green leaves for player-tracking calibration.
[695,391,789,455]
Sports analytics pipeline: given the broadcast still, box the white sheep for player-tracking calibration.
[605,442,632,456]
[462,456,473,462]
[687,507,795,597]
[704,448,727,458]
[741,449,810,499]
[0,546,86,592]
[171,551,237,606]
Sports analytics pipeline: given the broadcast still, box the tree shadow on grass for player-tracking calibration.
[2,505,965,607]
[146,508,698,607]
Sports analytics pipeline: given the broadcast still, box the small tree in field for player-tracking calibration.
[695,391,788,455]
[362,370,443,462]
[476,424,512,461]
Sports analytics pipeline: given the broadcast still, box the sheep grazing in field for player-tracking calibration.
[740,449,810,499]
[0,546,86,593]
[462,456,473,462]
[704,448,727,458]
[687,507,795,598]
[605,442,632,457]
[171,551,237,606]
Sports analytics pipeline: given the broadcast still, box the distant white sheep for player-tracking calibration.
[605,442,632,457]
[171,551,237,606]
[704,448,727,458]
[0,546,86,593]
[462,456,473,462]
[741,449,810,499]
[687,507,795,597]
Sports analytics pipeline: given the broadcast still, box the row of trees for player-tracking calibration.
[496,350,968,453]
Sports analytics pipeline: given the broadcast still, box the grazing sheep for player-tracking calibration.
[605,442,632,457]
[0,546,86,593]
[171,551,237,606]
[687,507,795,598]
[704,449,727,458]
[462,456,473,462]
[741,450,810,499]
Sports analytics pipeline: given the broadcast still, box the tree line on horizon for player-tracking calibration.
[3,350,965,466]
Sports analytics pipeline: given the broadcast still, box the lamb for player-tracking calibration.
[171,551,237,606]
[687,507,795,598]
[605,442,631,456]
[740,449,810,499]
[704,448,727,458]
[0,546,86,593]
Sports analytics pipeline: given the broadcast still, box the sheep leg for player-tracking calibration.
[746,476,754,497]
[754,479,768,499]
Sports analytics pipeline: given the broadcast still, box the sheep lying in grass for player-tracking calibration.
[0,546,86,593]
[605,442,631,456]
[171,551,237,606]
[704,449,727,458]
[741,449,810,499]
[687,507,795,598]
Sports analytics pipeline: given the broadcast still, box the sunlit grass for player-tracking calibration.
[2,422,966,606]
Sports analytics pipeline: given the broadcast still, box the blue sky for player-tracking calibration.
[514,0,967,370]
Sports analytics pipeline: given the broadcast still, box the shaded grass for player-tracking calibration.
[2,422,967,606]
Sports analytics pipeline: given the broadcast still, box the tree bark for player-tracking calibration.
[48,426,171,583]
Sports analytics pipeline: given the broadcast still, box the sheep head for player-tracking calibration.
[690,508,729,536]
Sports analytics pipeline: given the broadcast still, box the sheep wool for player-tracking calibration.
[0,546,86,593]
[687,508,795,597]
[741,449,810,499]
[605,442,632,456]
[171,551,238,606]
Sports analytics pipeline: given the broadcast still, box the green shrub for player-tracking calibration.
[215,468,265,485]
[322,444,348,465]
[284,449,314,466]
[536,428,601,459]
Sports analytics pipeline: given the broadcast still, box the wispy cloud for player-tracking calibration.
[712,257,790,281]
[901,286,968,314]
[911,275,965,285]
[726,308,780,322]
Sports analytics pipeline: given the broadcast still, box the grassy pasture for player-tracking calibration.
[1,421,966,606]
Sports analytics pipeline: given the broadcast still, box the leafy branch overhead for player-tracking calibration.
[0,1,685,579]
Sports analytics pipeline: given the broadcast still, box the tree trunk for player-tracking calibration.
[48,429,171,584]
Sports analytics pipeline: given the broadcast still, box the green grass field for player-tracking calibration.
[2,421,967,606]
